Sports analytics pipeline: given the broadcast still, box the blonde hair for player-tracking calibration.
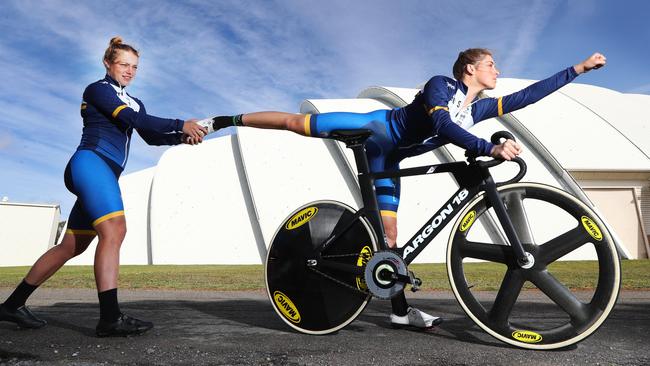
[103,36,139,64]
[452,48,492,80]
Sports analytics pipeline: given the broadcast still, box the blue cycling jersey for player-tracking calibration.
[390,66,578,157]
[78,74,185,168]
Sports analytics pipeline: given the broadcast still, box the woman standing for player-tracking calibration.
[0,37,207,337]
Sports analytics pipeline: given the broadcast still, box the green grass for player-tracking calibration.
[0,265,265,291]
[0,260,648,291]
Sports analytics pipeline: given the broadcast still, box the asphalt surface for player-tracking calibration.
[0,288,648,366]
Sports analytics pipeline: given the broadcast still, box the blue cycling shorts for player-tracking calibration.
[307,110,401,216]
[63,149,124,234]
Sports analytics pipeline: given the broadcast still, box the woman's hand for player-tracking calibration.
[574,53,606,74]
[182,119,207,145]
[490,139,522,160]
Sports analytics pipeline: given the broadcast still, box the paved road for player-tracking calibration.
[0,289,648,365]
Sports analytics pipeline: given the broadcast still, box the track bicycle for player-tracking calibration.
[265,129,620,350]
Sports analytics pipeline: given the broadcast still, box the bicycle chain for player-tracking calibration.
[311,251,375,295]
[320,253,360,258]
[308,266,370,296]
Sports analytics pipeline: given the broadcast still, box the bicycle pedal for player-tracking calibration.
[408,271,421,292]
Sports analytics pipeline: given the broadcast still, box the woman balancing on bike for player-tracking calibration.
[198,49,606,329]
[0,37,207,336]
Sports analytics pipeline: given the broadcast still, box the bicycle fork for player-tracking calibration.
[482,175,534,268]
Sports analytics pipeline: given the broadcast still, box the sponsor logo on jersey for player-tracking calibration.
[356,245,372,290]
[447,89,475,129]
[273,291,301,323]
[459,210,476,232]
[581,216,603,241]
[285,207,318,230]
[512,330,543,343]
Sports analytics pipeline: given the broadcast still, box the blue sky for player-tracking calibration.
[1,0,648,218]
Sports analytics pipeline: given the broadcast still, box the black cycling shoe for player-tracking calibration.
[0,304,47,329]
[96,313,153,337]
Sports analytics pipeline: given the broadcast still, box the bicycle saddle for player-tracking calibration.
[329,129,373,145]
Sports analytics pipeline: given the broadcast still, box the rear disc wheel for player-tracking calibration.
[265,200,378,334]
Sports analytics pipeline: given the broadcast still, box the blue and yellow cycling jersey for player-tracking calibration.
[390,66,579,157]
[78,74,185,169]
[64,74,186,233]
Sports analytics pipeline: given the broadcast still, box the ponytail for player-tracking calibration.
[103,36,139,64]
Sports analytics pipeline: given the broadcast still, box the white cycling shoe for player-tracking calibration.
[390,307,443,329]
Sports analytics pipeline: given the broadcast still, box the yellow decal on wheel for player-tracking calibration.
[356,245,372,290]
[512,330,542,343]
[581,216,603,241]
[459,210,476,232]
[273,291,301,323]
[285,207,319,230]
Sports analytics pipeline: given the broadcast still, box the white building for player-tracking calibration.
[3,79,649,266]
[0,202,61,266]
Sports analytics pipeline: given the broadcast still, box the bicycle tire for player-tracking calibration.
[447,182,620,349]
[265,200,378,334]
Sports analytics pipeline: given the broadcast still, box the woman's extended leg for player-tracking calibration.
[217,110,393,137]
[242,112,307,134]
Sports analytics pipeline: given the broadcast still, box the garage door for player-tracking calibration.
[584,188,648,259]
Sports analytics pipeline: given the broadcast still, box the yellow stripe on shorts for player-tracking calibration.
[92,210,125,226]
[380,210,397,218]
[66,229,97,236]
[304,114,312,136]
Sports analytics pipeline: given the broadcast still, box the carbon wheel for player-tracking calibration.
[447,183,620,349]
[265,200,378,334]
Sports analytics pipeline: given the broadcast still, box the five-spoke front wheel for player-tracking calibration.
[447,183,620,349]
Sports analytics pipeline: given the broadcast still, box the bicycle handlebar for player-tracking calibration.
[496,156,527,186]
[490,130,516,145]
[467,131,527,185]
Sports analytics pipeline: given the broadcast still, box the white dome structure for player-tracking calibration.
[5,79,649,266]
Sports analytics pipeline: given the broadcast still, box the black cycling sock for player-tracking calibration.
[391,292,409,316]
[212,114,244,130]
[233,114,243,126]
[3,279,38,311]
[98,288,121,323]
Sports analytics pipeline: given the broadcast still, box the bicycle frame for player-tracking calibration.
[316,131,529,271]
[268,130,621,348]
[354,143,485,265]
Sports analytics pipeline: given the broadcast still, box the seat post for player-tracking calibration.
[347,143,388,249]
